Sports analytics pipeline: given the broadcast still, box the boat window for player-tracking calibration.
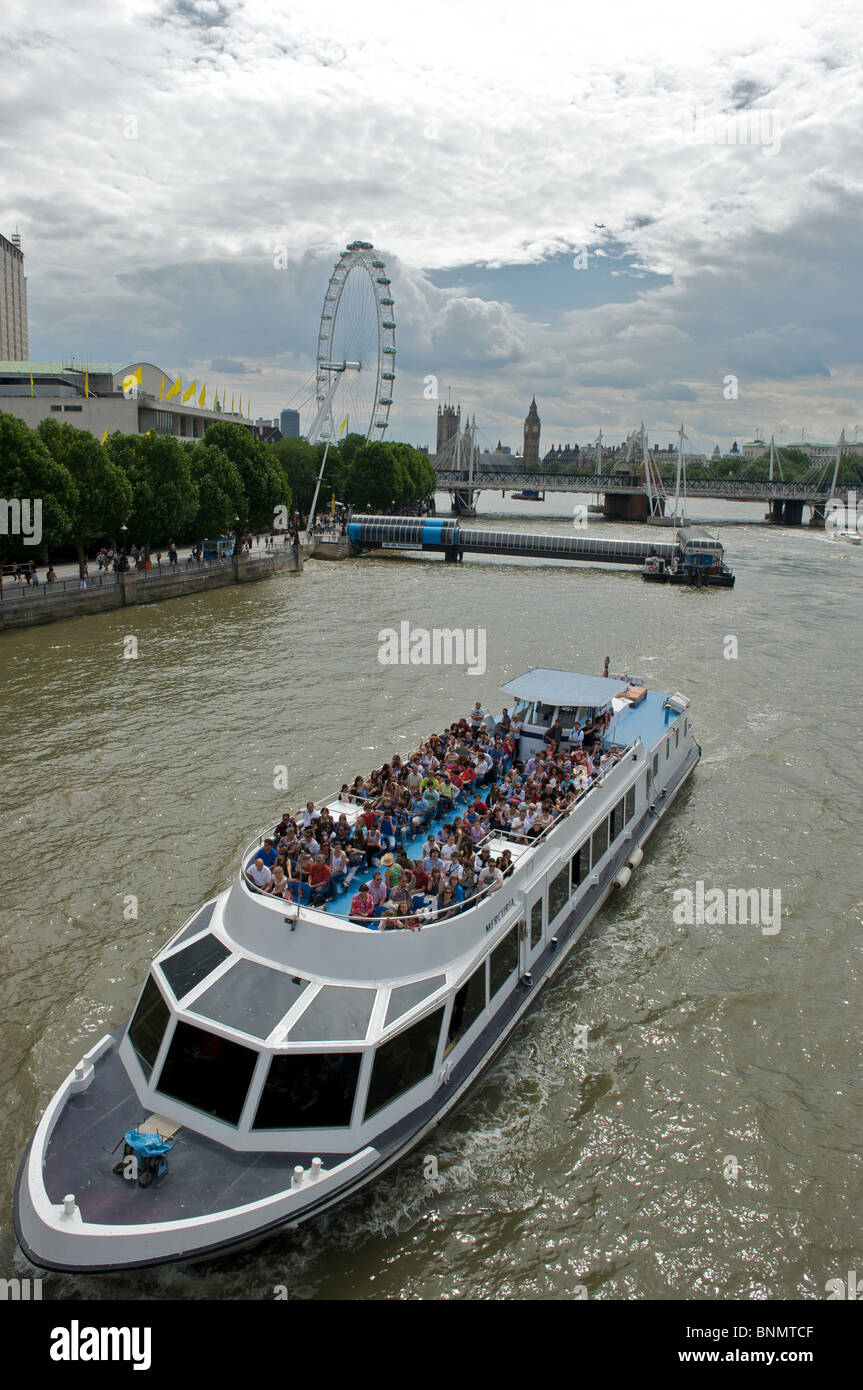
[385,975,447,1028]
[489,926,518,999]
[666,738,670,759]
[530,898,543,948]
[651,753,659,778]
[446,964,486,1051]
[591,819,609,868]
[159,934,230,1001]
[570,845,584,891]
[675,727,680,749]
[253,1052,361,1130]
[364,1007,445,1120]
[289,985,376,1043]
[548,864,569,924]
[127,973,170,1080]
[610,799,624,842]
[157,1021,258,1126]
[165,901,216,952]
[193,959,310,1041]
[624,788,635,823]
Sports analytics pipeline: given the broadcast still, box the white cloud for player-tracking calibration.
[2,0,862,452]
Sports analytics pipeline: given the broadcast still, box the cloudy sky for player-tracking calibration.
[3,0,862,454]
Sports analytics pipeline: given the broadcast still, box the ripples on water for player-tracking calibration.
[1,503,861,1299]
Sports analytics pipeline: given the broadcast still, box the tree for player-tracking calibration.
[337,431,367,470]
[344,441,406,510]
[117,432,199,551]
[189,442,247,538]
[0,412,77,561]
[37,417,132,574]
[269,436,334,517]
[202,422,290,528]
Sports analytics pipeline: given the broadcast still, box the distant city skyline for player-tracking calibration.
[2,0,861,458]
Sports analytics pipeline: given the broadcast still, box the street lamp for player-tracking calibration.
[120,524,127,557]
[234,515,242,558]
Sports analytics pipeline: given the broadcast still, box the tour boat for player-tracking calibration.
[15,669,699,1272]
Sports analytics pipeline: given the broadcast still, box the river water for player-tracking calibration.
[2,494,861,1301]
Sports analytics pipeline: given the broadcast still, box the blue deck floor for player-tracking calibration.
[611,689,681,752]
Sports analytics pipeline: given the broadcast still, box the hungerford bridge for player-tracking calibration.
[433,422,853,525]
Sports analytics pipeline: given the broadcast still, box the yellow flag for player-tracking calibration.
[231,394,235,414]
[198,383,206,408]
[84,371,89,399]
[29,371,34,397]
[130,365,142,384]
[159,375,165,400]
[182,379,197,403]
[165,375,182,400]
[101,428,108,445]
[339,416,348,437]
[238,396,243,416]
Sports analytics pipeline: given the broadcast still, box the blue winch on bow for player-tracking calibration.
[111,1129,173,1187]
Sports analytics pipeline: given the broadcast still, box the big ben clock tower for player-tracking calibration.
[523,396,541,464]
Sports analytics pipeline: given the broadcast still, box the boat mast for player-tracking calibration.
[829,428,845,497]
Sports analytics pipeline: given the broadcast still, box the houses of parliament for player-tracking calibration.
[437,395,575,465]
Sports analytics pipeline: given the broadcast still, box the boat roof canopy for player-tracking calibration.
[500,669,628,708]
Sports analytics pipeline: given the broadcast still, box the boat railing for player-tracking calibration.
[238,740,641,927]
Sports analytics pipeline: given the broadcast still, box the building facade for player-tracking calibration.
[0,361,253,441]
[279,408,300,437]
[0,232,29,361]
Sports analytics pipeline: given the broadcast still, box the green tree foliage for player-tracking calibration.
[37,417,133,569]
[344,441,402,510]
[117,432,199,549]
[202,421,291,528]
[269,436,339,516]
[337,431,367,470]
[189,442,247,538]
[0,411,77,559]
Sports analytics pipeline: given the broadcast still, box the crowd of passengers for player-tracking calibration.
[244,700,624,929]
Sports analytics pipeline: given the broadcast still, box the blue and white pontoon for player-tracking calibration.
[15,669,699,1272]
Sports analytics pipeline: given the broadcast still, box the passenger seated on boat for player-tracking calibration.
[390,902,421,932]
[302,801,320,828]
[281,876,310,906]
[267,864,289,897]
[410,792,431,832]
[368,872,388,916]
[337,784,352,803]
[437,775,455,816]
[274,811,296,839]
[329,844,349,897]
[364,822,383,867]
[427,866,446,900]
[410,864,429,906]
[309,855,332,906]
[378,812,397,850]
[245,857,273,891]
[349,884,374,924]
[436,884,457,920]
[352,775,368,799]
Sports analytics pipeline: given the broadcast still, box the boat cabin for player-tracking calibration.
[499,668,630,758]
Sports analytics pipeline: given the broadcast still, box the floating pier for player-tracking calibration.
[345,516,734,586]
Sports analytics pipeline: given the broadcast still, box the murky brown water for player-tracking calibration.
[2,496,861,1299]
